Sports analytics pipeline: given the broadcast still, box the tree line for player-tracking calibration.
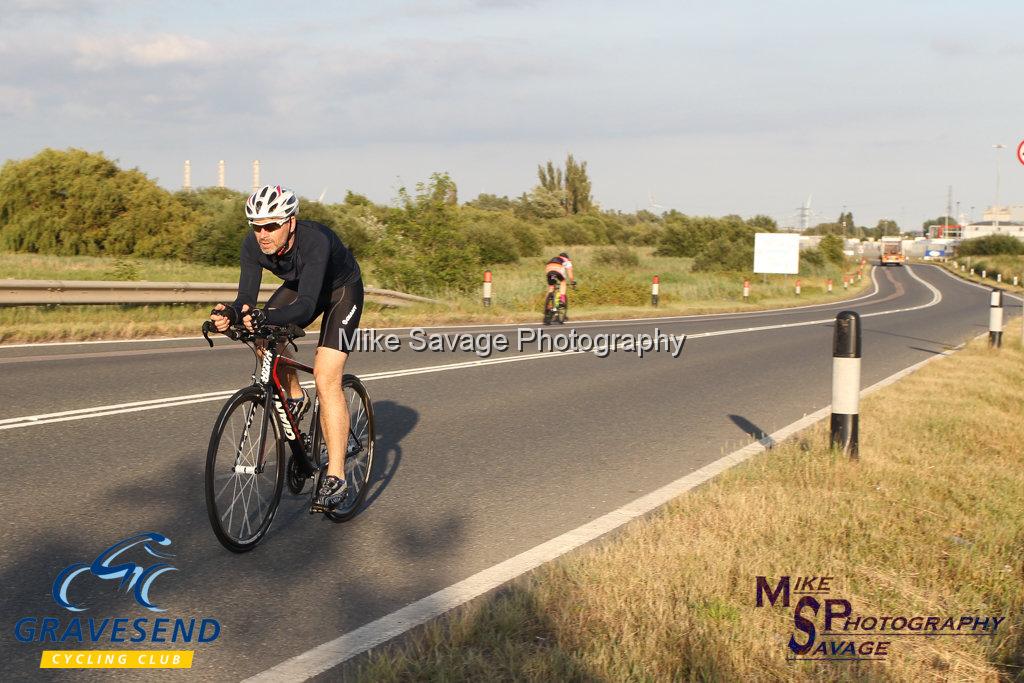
[1,147,827,295]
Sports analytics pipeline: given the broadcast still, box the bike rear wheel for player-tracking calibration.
[205,386,284,552]
[315,375,375,522]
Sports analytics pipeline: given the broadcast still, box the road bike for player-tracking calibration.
[543,288,566,325]
[543,280,576,325]
[200,319,375,552]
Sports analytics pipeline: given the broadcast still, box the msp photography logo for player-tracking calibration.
[13,531,222,670]
[755,575,1004,662]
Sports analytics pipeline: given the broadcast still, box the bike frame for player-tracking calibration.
[245,338,320,480]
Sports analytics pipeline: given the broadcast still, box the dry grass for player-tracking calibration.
[352,330,1024,682]
[940,257,1024,293]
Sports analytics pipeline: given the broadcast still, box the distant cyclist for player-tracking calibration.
[545,252,576,321]
[208,184,363,513]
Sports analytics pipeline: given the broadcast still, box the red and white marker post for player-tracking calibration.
[483,270,492,307]
[795,279,801,296]
[743,279,750,302]
[827,278,833,293]
[651,275,660,307]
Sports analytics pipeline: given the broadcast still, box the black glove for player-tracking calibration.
[571,280,578,290]
[246,308,268,330]
[210,304,239,325]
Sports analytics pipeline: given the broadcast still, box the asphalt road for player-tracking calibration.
[0,265,1018,681]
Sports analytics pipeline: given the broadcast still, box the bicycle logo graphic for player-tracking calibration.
[52,532,177,613]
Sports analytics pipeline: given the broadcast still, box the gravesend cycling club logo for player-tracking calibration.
[755,575,1004,661]
[53,532,176,612]
[13,531,222,670]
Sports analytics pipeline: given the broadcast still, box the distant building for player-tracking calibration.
[982,205,1024,223]
[960,221,1024,240]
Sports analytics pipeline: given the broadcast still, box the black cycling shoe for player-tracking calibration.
[311,475,348,513]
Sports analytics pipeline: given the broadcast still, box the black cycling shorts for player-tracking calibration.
[546,271,565,286]
[265,279,364,352]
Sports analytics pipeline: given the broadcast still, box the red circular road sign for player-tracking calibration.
[1018,140,1024,166]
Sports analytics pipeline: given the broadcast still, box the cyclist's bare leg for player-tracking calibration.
[313,346,349,479]
[558,279,568,305]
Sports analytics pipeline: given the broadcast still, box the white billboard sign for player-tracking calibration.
[753,233,800,274]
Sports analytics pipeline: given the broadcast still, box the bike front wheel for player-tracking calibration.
[205,386,284,552]
[318,375,376,522]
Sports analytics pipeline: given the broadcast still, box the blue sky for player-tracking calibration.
[2,0,1022,228]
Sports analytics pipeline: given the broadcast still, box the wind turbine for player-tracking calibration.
[315,188,327,204]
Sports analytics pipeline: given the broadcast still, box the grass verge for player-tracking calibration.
[0,248,869,343]
[350,329,1024,681]
[938,256,1024,294]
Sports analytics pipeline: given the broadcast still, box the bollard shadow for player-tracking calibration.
[728,414,771,441]
[909,346,946,356]
[860,327,957,347]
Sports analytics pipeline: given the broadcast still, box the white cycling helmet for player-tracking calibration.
[246,184,298,222]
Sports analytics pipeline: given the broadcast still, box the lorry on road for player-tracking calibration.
[879,236,905,266]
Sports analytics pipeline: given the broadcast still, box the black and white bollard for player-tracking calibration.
[831,311,861,458]
[651,275,660,307]
[483,270,492,307]
[1014,276,1019,287]
[982,269,987,279]
[997,273,1002,283]
[989,289,1003,348]
[743,279,750,302]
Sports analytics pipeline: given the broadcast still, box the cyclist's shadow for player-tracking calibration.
[279,399,417,521]
[359,399,416,511]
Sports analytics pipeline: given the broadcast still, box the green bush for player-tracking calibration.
[801,248,825,270]
[594,244,640,268]
[693,234,754,272]
[0,148,199,258]
[657,215,727,258]
[371,174,482,295]
[958,234,1024,256]
[466,223,519,265]
[818,234,845,265]
[572,271,648,307]
[545,216,600,245]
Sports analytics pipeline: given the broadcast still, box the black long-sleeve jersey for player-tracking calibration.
[231,220,361,326]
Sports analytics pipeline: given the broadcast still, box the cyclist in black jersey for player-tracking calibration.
[209,184,362,512]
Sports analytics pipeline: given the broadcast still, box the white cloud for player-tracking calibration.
[0,85,35,116]
[73,33,216,70]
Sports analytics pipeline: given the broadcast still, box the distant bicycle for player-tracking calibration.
[200,318,375,552]
[543,279,576,325]
[543,288,566,325]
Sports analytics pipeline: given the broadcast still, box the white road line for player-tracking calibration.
[243,335,961,683]
[0,352,584,431]
[0,267,939,432]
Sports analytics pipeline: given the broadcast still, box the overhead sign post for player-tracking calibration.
[753,233,800,276]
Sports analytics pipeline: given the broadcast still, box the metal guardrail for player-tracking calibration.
[0,279,441,308]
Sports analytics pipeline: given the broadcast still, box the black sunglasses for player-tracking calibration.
[249,218,291,233]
